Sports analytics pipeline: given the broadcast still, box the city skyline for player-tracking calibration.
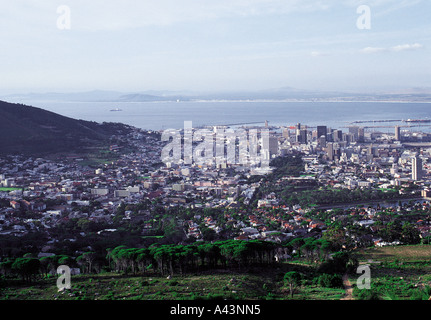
[1,0,430,95]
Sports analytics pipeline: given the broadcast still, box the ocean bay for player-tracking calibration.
[24,100,431,132]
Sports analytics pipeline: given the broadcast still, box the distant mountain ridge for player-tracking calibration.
[2,87,431,103]
[0,100,133,155]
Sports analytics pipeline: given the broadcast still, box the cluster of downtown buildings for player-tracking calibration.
[288,122,428,184]
[0,120,431,253]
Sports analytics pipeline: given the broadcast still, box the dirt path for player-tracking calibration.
[341,273,354,300]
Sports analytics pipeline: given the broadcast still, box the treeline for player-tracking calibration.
[260,185,415,208]
[0,254,72,283]
[0,238,341,282]
[107,239,281,276]
[0,240,282,281]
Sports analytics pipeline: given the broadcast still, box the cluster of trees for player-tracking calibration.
[107,240,280,276]
[1,237,342,283]
[0,240,286,281]
[287,237,333,262]
[0,252,100,282]
[267,186,413,208]
[0,238,344,281]
[377,220,421,244]
[266,154,305,179]
[2,257,41,282]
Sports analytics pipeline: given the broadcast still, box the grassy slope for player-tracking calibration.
[350,244,431,300]
[0,265,344,301]
[356,245,431,263]
[3,245,430,301]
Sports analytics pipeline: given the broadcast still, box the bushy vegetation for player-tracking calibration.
[315,273,344,289]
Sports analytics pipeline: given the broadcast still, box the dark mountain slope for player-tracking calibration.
[0,100,133,155]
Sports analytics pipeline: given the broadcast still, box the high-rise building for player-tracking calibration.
[412,155,423,181]
[319,135,326,148]
[297,129,308,144]
[342,133,354,144]
[268,136,279,156]
[333,129,343,142]
[349,126,364,142]
[296,123,301,139]
[359,127,364,142]
[317,126,327,140]
[395,126,401,141]
[326,143,334,161]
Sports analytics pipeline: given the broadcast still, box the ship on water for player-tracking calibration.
[110,107,122,112]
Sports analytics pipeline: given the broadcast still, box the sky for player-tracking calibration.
[0,0,430,94]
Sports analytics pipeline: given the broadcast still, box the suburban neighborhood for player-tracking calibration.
[1,122,431,261]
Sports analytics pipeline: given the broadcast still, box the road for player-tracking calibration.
[341,274,354,300]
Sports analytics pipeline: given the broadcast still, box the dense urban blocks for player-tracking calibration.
[161,122,271,168]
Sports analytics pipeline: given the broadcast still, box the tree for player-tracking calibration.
[77,252,96,273]
[379,220,402,242]
[284,271,301,298]
[57,255,74,267]
[315,239,332,261]
[162,216,184,242]
[76,219,92,232]
[152,245,173,275]
[11,257,40,282]
[318,251,356,274]
[201,226,217,241]
[322,225,353,251]
[116,248,141,274]
[301,238,317,263]
[39,256,56,277]
[136,248,151,274]
[0,259,14,277]
[317,273,343,288]
[401,222,421,244]
[288,238,305,257]
[198,242,221,269]
[107,245,126,272]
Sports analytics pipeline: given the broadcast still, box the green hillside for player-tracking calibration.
[0,265,346,301]
[0,100,133,155]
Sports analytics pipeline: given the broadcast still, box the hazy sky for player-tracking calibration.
[1,0,430,94]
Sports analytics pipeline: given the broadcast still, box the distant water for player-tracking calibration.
[18,100,431,132]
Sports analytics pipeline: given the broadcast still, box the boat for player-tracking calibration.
[110,108,122,112]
